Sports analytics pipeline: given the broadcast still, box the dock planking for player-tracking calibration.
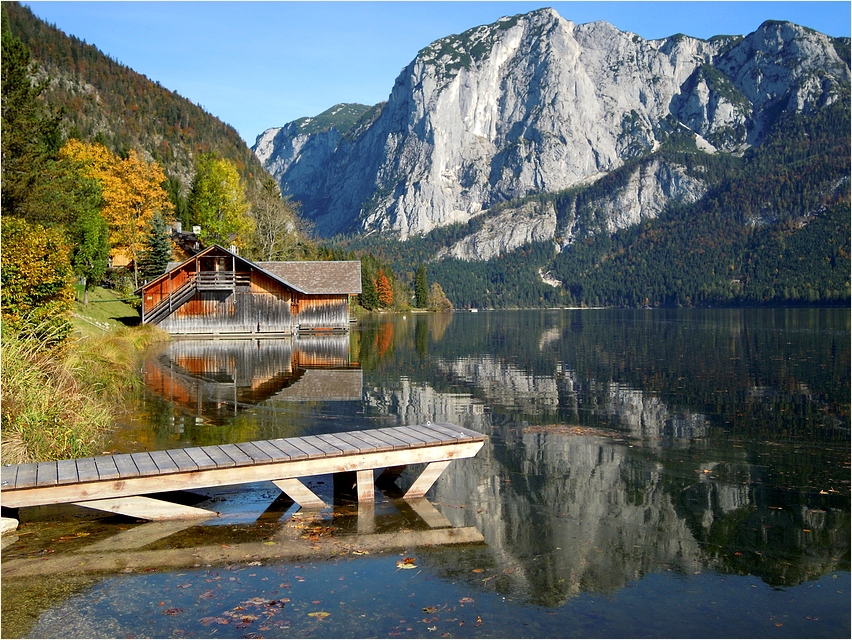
[1,424,487,520]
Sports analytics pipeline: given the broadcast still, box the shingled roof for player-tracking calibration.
[258,261,361,295]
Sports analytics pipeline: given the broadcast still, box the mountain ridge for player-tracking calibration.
[255,9,849,248]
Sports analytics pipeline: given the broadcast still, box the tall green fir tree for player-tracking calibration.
[138,213,174,281]
[414,264,429,308]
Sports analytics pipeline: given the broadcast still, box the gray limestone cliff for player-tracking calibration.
[254,9,849,250]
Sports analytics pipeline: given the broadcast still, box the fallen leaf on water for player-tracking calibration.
[312,600,322,605]
[471,568,484,573]
[428,626,437,631]
[162,607,183,616]
[459,597,474,604]
[423,606,439,613]
[475,615,483,627]
[396,557,418,569]
[308,611,330,619]
[351,549,370,555]
[176,583,192,589]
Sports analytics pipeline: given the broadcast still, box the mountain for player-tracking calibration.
[254,8,849,243]
[4,1,268,195]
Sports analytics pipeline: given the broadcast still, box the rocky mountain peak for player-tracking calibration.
[253,8,848,243]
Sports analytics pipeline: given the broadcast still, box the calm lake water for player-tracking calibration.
[2,308,849,638]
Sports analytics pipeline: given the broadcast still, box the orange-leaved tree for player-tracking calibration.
[376,269,394,308]
[61,140,173,288]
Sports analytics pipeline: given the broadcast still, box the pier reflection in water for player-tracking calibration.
[2,309,849,638]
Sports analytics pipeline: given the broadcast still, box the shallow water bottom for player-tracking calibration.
[2,480,849,639]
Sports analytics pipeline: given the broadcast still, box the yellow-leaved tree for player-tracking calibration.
[61,140,173,288]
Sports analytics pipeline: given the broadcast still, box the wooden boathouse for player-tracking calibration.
[137,245,361,335]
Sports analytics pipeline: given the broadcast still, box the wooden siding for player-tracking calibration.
[160,290,292,334]
[294,294,350,330]
[140,246,357,335]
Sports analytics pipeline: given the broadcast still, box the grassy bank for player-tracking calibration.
[1,289,166,464]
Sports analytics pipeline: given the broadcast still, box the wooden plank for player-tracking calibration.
[75,458,99,483]
[296,435,342,457]
[199,445,236,468]
[0,437,487,511]
[93,456,120,481]
[234,441,272,463]
[130,452,160,477]
[414,423,460,443]
[286,436,327,458]
[268,439,309,461]
[396,425,441,445]
[315,432,361,455]
[356,469,375,503]
[113,454,139,479]
[1,465,18,489]
[218,443,254,466]
[376,428,420,448]
[334,431,380,454]
[434,422,483,441]
[367,429,409,449]
[344,430,394,452]
[423,422,463,441]
[272,478,326,509]
[14,463,38,489]
[149,450,179,474]
[36,461,58,487]
[74,496,217,521]
[184,447,219,470]
[166,449,198,472]
[56,459,78,485]
[403,460,452,499]
[253,440,292,463]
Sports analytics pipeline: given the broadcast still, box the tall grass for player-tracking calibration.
[1,319,167,464]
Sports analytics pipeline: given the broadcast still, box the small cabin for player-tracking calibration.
[137,245,361,335]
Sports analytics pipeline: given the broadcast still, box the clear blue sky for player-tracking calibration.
[24,2,851,145]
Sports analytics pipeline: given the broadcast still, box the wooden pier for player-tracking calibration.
[0,423,486,522]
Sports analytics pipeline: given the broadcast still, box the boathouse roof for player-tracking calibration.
[140,245,361,296]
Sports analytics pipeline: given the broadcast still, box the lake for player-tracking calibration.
[2,308,849,638]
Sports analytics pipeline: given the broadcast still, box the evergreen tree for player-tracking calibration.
[138,212,173,281]
[415,264,429,308]
[1,12,64,219]
[360,262,379,310]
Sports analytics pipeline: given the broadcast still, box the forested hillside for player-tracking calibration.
[4,2,264,196]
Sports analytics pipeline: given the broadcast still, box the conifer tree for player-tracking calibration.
[138,213,173,282]
[414,264,429,308]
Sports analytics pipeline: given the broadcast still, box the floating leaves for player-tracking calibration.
[308,611,330,619]
[396,557,418,569]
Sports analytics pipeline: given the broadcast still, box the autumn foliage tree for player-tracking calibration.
[376,269,394,308]
[61,140,173,287]
[1,216,75,339]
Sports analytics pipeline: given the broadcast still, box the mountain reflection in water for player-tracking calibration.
[4,309,846,638]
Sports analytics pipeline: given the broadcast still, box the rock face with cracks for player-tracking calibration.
[254,9,849,252]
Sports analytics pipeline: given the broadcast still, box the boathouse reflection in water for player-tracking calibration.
[143,336,362,425]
